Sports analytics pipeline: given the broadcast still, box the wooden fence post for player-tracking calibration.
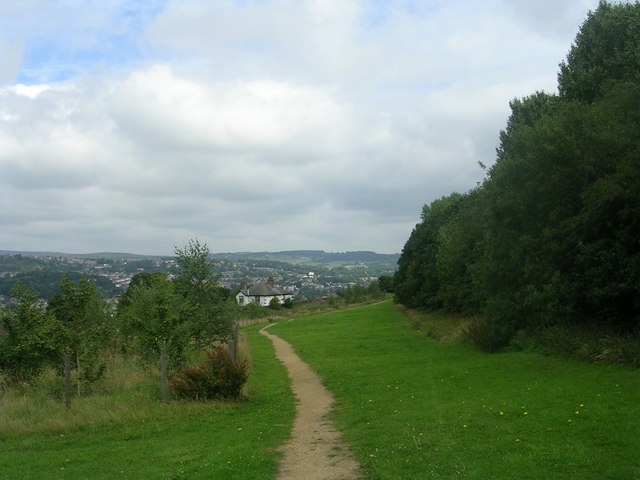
[160,345,168,404]
[64,353,72,410]
[227,321,240,359]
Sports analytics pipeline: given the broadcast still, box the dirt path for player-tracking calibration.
[259,324,361,480]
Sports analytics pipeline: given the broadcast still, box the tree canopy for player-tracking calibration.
[394,1,640,350]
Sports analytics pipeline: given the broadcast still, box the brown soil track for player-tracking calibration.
[259,324,361,480]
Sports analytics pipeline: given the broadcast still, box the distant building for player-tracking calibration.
[236,277,294,306]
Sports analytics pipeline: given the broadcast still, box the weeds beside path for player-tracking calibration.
[259,324,361,480]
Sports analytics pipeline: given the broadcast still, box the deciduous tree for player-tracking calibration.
[47,275,112,408]
[121,272,192,403]
[0,284,59,383]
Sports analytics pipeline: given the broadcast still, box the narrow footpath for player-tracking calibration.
[259,324,361,480]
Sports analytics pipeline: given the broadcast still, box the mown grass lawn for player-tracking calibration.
[0,330,295,480]
[268,300,640,480]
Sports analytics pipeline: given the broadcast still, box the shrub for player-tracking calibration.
[269,297,282,310]
[243,302,268,319]
[529,324,640,367]
[169,347,249,400]
[462,317,494,352]
[461,316,513,353]
[282,298,294,309]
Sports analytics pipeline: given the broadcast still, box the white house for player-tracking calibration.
[236,277,294,306]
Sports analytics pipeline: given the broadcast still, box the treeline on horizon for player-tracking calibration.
[393,2,639,352]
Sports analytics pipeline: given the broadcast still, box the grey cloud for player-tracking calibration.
[0,0,604,254]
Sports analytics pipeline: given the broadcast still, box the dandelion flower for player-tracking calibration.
[499,411,505,416]
[523,412,528,416]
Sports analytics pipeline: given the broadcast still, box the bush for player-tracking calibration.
[269,297,282,310]
[243,302,268,319]
[529,324,640,367]
[461,316,514,353]
[282,298,294,309]
[169,347,249,400]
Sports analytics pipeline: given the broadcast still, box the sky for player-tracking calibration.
[0,0,608,255]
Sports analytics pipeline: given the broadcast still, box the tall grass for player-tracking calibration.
[525,323,640,367]
[269,300,640,480]
[1,355,157,436]
[399,305,476,342]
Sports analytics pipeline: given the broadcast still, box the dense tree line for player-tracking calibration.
[394,2,640,350]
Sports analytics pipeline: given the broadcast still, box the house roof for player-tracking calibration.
[247,281,288,297]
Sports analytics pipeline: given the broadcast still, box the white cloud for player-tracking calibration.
[0,0,604,254]
[111,65,351,155]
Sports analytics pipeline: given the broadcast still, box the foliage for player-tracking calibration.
[282,297,294,309]
[118,240,239,402]
[268,297,282,310]
[394,193,463,309]
[335,283,367,304]
[47,275,113,394]
[120,272,192,369]
[558,0,640,102]
[366,279,383,299]
[0,285,60,383]
[169,347,249,400]
[526,324,640,366]
[377,275,394,293]
[393,1,640,353]
[0,270,119,300]
[173,239,236,346]
[241,301,271,319]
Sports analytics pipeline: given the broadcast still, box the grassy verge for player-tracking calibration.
[238,295,391,327]
[268,300,640,480]
[0,329,295,480]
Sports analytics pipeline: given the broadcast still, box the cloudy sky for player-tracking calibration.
[0,0,606,255]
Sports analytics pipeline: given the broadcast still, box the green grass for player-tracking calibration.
[0,330,295,480]
[268,300,640,480]
[2,302,638,479]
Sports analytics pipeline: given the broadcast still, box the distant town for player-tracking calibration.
[0,250,399,306]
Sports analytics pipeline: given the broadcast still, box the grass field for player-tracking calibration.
[2,301,638,479]
[0,332,295,480]
[267,300,640,480]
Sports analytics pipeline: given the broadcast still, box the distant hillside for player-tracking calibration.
[211,250,400,265]
[1,250,398,264]
[0,251,167,259]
